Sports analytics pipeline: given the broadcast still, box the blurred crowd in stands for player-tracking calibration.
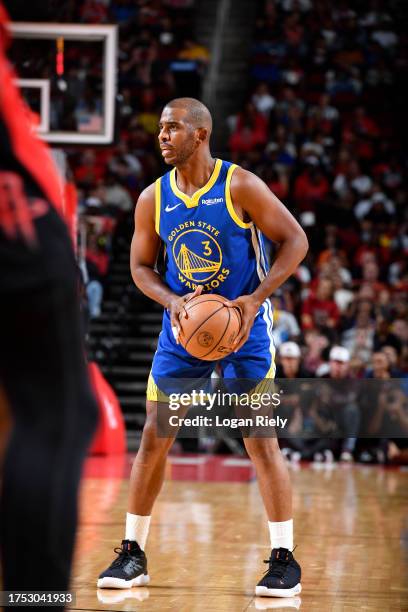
[69,1,408,462]
[16,0,207,318]
[68,0,207,318]
[11,0,407,460]
[61,0,407,386]
[65,0,207,203]
[274,341,408,464]
[10,0,206,319]
[227,0,408,464]
[226,0,407,379]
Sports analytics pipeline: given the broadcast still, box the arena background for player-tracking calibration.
[10,0,407,457]
[4,1,408,609]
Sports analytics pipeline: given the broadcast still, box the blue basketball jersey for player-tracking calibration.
[148,159,277,393]
[154,159,269,299]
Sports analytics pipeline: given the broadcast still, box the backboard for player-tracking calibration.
[9,23,117,145]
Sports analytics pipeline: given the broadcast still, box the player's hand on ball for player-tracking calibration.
[224,294,260,352]
[168,285,203,343]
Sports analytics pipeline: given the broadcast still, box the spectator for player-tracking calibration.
[303,330,330,374]
[229,103,268,154]
[333,160,372,197]
[373,317,401,354]
[359,260,387,293]
[74,149,105,189]
[302,278,340,330]
[103,173,134,213]
[85,233,109,319]
[342,311,375,368]
[308,94,339,128]
[266,126,297,167]
[355,191,396,222]
[276,342,314,462]
[381,345,405,378]
[365,351,391,379]
[264,168,289,201]
[272,299,301,346]
[108,142,143,185]
[178,38,210,64]
[276,342,313,378]
[251,82,276,117]
[332,274,354,314]
[318,346,361,461]
[79,0,108,23]
[365,386,408,464]
[293,165,330,212]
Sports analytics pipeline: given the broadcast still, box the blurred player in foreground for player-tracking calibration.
[0,3,97,605]
[98,97,308,597]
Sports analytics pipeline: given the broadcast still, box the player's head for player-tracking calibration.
[158,97,212,165]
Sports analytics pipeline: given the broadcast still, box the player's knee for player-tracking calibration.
[244,437,280,464]
[139,418,173,460]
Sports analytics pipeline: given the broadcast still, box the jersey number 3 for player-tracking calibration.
[202,241,212,256]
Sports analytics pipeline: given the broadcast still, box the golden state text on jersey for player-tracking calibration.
[154,159,269,299]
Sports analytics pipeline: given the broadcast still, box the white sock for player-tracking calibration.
[268,519,293,551]
[125,513,151,550]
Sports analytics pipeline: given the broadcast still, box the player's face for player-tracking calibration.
[158,107,197,166]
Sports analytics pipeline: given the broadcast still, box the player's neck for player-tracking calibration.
[174,152,216,194]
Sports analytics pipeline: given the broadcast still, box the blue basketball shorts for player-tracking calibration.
[147,299,275,401]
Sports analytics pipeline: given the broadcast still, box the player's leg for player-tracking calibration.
[98,334,212,589]
[243,436,301,597]
[0,207,98,600]
[243,436,292,522]
[221,301,301,597]
[128,400,176,514]
[97,399,178,589]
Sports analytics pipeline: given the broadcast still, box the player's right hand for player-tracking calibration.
[168,285,203,343]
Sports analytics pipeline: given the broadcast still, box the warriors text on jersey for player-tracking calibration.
[155,159,269,299]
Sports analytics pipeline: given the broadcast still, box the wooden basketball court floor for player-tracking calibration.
[71,455,408,612]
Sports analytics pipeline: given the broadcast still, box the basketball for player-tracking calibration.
[179,294,241,360]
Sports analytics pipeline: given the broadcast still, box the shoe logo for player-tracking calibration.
[202,197,223,205]
[124,560,143,575]
[165,202,183,212]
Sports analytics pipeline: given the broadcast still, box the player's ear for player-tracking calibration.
[195,127,208,145]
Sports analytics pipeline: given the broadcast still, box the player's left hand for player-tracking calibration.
[224,294,261,353]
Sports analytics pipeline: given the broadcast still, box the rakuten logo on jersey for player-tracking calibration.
[202,197,223,205]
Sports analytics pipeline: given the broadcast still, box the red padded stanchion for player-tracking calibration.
[88,362,127,455]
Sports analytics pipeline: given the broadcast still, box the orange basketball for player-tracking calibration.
[179,294,242,361]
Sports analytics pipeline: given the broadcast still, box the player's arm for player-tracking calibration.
[226,167,309,351]
[130,184,202,341]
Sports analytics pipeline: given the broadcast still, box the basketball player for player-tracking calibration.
[0,2,97,604]
[98,98,308,597]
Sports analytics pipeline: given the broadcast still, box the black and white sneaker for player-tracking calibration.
[97,540,150,589]
[255,547,301,597]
